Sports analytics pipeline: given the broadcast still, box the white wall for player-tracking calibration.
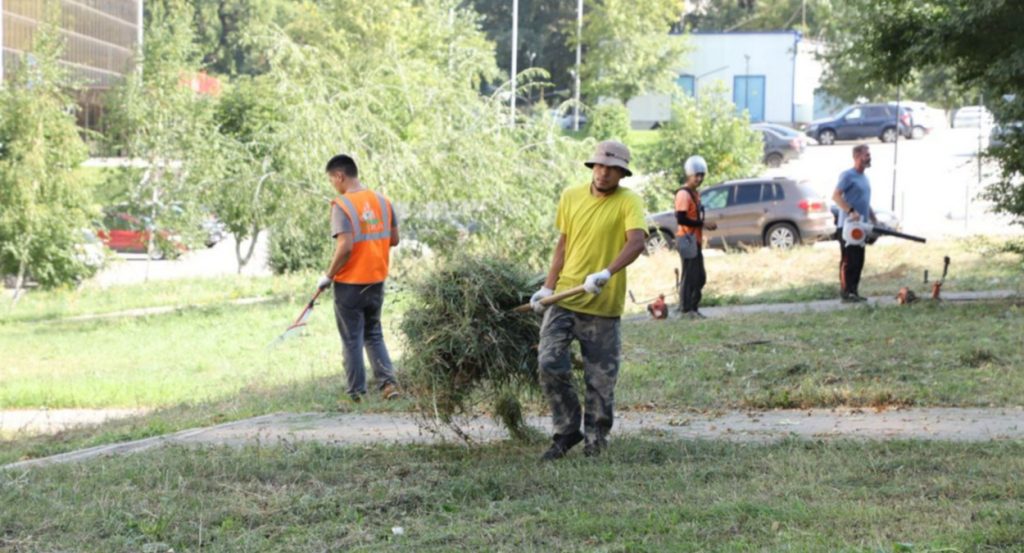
[627,32,822,128]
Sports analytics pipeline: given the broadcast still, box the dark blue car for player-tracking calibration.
[805,104,913,145]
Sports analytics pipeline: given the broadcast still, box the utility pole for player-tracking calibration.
[573,0,583,131]
[1,0,5,84]
[510,0,519,128]
[892,85,900,212]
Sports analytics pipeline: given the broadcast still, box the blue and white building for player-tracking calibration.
[627,30,825,129]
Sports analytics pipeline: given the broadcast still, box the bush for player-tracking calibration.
[637,88,763,206]
[586,102,632,142]
[399,255,542,440]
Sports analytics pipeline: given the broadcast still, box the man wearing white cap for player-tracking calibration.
[529,140,647,460]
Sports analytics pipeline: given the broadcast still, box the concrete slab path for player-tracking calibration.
[6,407,1023,471]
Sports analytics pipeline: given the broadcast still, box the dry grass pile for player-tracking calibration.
[399,255,542,440]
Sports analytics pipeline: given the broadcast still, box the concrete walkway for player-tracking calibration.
[631,289,1021,322]
[6,407,1024,471]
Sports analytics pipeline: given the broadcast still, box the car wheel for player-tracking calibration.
[880,127,897,143]
[147,247,165,260]
[643,230,674,255]
[765,222,800,250]
[764,153,784,168]
[912,126,926,139]
[818,129,836,145]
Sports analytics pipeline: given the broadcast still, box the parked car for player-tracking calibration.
[753,124,802,167]
[952,105,995,129]
[754,122,815,147]
[201,214,228,247]
[827,205,902,245]
[988,121,1022,148]
[805,104,913,145]
[645,177,836,252]
[889,101,948,138]
[97,210,187,259]
[549,109,587,130]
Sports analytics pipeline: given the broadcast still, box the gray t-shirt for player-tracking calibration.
[835,168,871,228]
[331,201,399,238]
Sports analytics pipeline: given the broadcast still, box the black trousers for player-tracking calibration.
[678,246,706,312]
[838,235,865,296]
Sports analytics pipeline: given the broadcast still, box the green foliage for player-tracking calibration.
[579,0,689,103]
[238,1,588,275]
[586,102,632,142]
[0,17,95,289]
[103,0,217,255]
[469,0,578,99]
[831,0,1024,223]
[638,88,763,201]
[200,75,289,271]
[399,256,541,436]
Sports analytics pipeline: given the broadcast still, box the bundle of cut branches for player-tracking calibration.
[400,255,542,440]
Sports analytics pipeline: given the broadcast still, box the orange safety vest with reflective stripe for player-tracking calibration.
[330,190,394,284]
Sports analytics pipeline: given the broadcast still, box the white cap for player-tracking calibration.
[684,155,708,176]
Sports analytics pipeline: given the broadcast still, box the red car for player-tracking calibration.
[97,212,186,259]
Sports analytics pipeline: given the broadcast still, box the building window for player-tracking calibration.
[675,74,695,97]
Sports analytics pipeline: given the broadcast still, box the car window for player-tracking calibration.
[865,106,887,118]
[731,184,762,206]
[762,183,783,201]
[845,107,863,120]
[702,186,729,210]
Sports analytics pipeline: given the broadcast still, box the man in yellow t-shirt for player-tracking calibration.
[529,140,647,460]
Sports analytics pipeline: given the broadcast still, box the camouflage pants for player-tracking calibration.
[538,305,621,446]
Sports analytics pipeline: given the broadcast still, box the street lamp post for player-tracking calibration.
[510,0,519,128]
[573,0,583,132]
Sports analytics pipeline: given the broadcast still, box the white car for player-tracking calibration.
[953,105,995,129]
[890,101,948,138]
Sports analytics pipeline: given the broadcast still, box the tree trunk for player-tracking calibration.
[235,171,272,273]
[10,259,27,308]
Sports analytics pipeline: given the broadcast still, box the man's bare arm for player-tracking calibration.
[606,229,646,275]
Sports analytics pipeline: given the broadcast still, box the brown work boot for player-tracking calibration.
[381,382,400,401]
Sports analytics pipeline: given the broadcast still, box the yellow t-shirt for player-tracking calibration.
[554,183,647,317]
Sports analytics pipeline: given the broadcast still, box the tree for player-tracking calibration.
[638,86,764,207]
[201,76,287,272]
[185,0,297,76]
[0,17,93,299]
[578,0,688,103]
[469,0,579,100]
[830,0,1024,223]
[104,0,216,267]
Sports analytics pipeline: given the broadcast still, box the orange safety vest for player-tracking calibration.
[330,190,394,284]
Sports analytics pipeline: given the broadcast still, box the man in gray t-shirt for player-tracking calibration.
[832,144,877,302]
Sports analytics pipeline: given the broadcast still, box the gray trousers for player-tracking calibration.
[538,305,621,445]
[332,281,397,395]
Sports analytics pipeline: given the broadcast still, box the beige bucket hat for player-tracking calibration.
[584,140,632,177]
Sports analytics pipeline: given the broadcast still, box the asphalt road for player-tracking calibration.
[762,127,1019,239]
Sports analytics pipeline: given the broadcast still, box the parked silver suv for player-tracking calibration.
[645,177,836,252]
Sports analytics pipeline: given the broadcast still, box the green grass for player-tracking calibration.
[626,237,1024,313]
[622,300,1024,410]
[2,290,1022,465]
[2,438,1023,551]
[0,290,404,409]
[0,272,311,324]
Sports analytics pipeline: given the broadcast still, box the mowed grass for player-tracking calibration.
[626,236,1023,312]
[0,272,311,324]
[2,438,1023,551]
[0,294,404,409]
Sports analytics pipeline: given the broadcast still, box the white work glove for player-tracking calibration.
[583,269,611,295]
[530,287,554,314]
[317,275,333,291]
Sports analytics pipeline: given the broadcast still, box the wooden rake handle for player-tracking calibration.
[512,285,587,313]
